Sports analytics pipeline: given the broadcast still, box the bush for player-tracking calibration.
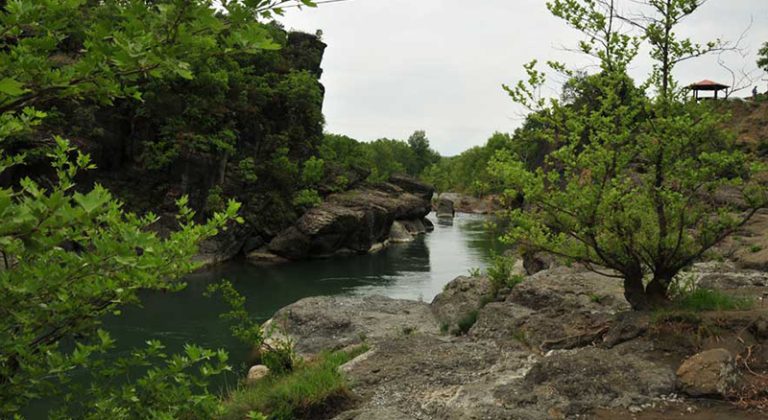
[456,310,479,335]
[222,347,368,420]
[292,188,322,208]
[487,255,523,293]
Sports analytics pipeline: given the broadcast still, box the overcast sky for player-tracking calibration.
[280,0,768,156]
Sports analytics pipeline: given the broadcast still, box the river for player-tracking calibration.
[109,212,498,363]
[26,213,500,416]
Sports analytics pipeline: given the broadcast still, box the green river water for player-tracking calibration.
[27,213,500,416]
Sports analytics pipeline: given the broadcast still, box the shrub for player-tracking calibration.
[292,188,322,208]
[487,255,523,293]
[456,310,479,335]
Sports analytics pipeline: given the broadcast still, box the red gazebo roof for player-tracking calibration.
[688,80,729,91]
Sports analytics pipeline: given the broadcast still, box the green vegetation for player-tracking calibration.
[320,131,440,183]
[487,255,524,293]
[759,41,768,73]
[674,289,753,312]
[491,0,768,310]
[456,310,480,335]
[222,346,368,420]
[0,0,326,417]
[422,128,548,196]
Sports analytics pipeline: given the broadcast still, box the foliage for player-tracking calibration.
[206,280,264,347]
[0,138,241,414]
[467,267,483,277]
[0,0,319,416]
[421,129,550,196]
[492,0,768,310]
[759,42,768,73]
[455,310,479,336]
[301,156,326,186]
[292,188,322,208]
[320,131,441,183]
[407,130,441,176]
[486,255,523,293]
[221,346,369,420]
[56,341,231,419]
[206,280,297,374]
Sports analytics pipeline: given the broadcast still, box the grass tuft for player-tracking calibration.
[674,288,754,312]
[221,346,368,420]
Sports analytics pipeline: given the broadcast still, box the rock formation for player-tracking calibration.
[262,262,768,419]
[247,176,434,262]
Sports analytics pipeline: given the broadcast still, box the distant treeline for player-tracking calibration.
[319,130,440,184]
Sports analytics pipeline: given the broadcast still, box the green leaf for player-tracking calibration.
[0,78,27,97]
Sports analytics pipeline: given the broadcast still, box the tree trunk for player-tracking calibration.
[645,276,671,307]
[623,275,650,311]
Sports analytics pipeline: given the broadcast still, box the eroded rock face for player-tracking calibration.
[388,221,414,243]
[676,348,738,397]
[256,177,434,261]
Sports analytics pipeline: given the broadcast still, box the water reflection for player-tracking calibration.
[101,212,500,374]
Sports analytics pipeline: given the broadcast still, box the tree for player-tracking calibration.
[759,42,768,73]
[493,0,767,310]
[0,0,319,415]
[407,130,441,175]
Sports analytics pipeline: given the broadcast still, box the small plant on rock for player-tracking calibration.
[456,310,479,336]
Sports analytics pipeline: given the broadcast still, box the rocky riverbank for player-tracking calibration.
[244,176,435,264]
[261,261,768,419]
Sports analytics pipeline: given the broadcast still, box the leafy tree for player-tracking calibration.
[0,0,319,415]
[759,42,768,73]
[493,0,767,310]
[407,130,440,175]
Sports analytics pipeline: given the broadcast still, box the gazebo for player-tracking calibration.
[688,80,729,100]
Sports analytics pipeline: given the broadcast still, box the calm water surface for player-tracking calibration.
[101,212,501,387]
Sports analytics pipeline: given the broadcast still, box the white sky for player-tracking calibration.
[279,0,768,156]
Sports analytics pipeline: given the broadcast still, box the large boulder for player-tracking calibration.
[676,348,738,397]
[337,333,538,420]
[431,276,494,335]
[512,347,676,416]
[467,267,632,350]
[388,174,435,202]
[259,177,434,261]
[509,266,628,313]
[265,295,440,357]
[436,197,455,219]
